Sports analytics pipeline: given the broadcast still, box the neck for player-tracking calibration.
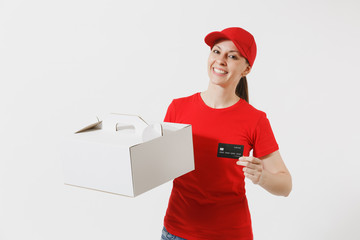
[201,83,240,109]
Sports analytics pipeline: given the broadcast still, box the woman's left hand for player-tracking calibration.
[236,156,263,184]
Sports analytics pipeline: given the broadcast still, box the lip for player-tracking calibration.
[212,67,228,76]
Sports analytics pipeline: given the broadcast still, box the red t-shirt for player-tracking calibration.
[163,92,279,240]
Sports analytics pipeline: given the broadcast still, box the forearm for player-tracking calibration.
[258,170,292,197]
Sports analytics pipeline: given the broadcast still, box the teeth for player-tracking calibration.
[214,68,227,74]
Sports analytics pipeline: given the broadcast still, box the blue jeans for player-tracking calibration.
[161,226,187,240]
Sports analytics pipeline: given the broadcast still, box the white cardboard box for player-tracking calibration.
[61,113,194,197]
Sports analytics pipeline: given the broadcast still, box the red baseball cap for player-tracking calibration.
[204,27,257,66]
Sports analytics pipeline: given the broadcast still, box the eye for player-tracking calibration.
[229,55,238,60]
[212,49,220,54]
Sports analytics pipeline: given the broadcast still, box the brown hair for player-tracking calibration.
[235,59,250,103]
[235,76,249,103]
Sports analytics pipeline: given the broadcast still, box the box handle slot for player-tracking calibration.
[115,123,136,131]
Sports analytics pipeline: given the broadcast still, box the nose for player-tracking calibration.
[215,53,227,66]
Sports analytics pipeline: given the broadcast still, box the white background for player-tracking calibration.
[1,0,359,239]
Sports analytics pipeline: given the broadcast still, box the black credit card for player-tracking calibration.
[217,143,244,159]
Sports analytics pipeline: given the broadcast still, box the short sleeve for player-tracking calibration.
[252,113,279,158]
[164,99,176,122]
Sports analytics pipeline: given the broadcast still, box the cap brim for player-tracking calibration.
[204,31,230,48]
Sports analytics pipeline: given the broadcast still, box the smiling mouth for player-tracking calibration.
[213,67,228,74]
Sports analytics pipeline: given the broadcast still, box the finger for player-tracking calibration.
[238,156,251,161]
[236,160,248,166]
[237,156,251,165]
[239,156,260,164]
[243,156,260,164]
[243,167,258,175]
[246,161,263,171]
[250,157,262,165]
[236,156,249,166]
[244,172,260,184]
[244,172,257,183]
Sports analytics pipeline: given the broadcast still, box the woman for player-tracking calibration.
[161,27,292,240]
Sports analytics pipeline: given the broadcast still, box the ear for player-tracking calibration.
[242,65,252,77]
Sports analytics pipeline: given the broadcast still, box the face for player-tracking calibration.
[207,40,251,88]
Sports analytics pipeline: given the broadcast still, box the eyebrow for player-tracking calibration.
[213,44,240,53]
